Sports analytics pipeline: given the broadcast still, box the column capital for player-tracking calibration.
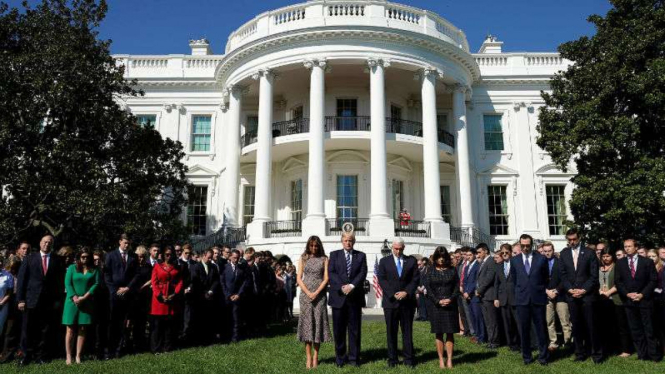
[163,103,173,112]
[223,84,249,97]
[451,83,473,101]
[413,66,442,81]
[366,57,391,69]
[251,68,277,81]
[303,58,328,70]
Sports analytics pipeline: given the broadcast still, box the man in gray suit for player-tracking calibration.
[494,243,519,351]
[475,243,499,349]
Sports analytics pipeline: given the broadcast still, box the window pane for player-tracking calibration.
[337,175,358,222]
[187,186,208,236]
[440,186,452,223]
[392,180,404,219]
[483,115,504,151]
[136,114,157,127]
[291,179,303,222]
[546,185,567,236]
[243,186,255,226]
[191,115,212,151]
[487,185,509,235]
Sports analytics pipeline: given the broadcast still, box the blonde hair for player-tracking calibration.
[135,245,148,257]
[341,231,356,243]
[647,249,663,271]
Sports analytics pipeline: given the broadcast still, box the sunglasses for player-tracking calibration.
[500,251,510,255]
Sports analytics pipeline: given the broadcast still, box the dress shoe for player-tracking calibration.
[405,362,416,369]
[335,362,345,368]
[348,361,360,367]
[17,358,29,367]
[486,344,498,350]
[469,337,478,344]
[547,345,558,352]
[573,356,588,362]
[509,346,520,352]
[538,359,548,366]
[523,359,533,365]
[592,357,605,364]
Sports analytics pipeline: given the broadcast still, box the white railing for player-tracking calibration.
[386,6,421,24]
[475,56,508,66]
[236,21,258,40]
[274,7,306,25]
[185,58,224,69]
[526,55,564,66]
[327,3,365,17]
[131,58,168,68]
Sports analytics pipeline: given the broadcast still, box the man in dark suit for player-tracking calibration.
[241,253,261,338]
[103,233,139,358]
[456,247,473,337]
[494,244,519,351]
[328,232,368,367]
[542,242,572,351]
[462,247,484,344]
[559,228,602,362]
[189,247,220,345]
[615,239,661,362]
[377,238,420,368]
[510,234,550,365]
[221,249,246,343]
[476,243,499,349]
[178,244,196,344]
[16,234,65,365]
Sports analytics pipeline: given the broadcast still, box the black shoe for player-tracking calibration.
[335,362,345,368]
[573,356,588,362]
[509,346,520,352]
[348,361,360,367]
[523,359,533,365]
[592,357,604,364]
[486,344,499,350]
[34,359,46,365]
[538,359,548,366]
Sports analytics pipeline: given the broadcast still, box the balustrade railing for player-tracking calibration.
[265,220,302,238]
[326,218,369,236]
[394,220,430,238]
[450,226,496,249]
[324,116,371,131]
[241,118,309,147]
[327,4,365,17]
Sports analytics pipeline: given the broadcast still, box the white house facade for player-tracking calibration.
[115,0,575,263]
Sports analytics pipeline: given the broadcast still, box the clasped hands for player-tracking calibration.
[71,294,89,306]
[116,286,130,296]
[568,289,586,298]
[546,289,558,300]
[438,298,452,307]
[393,291,408,301]
[627,292,644,302]
[341,284,354,295]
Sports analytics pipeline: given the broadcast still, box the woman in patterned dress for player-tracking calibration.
[297,235,331,369]
[424,246,460,369]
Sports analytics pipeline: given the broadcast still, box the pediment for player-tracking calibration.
[387,157,413,172]
[282,157,307,173]
[479,164,519,175]
[535,163,576,175]
[326,150,369,164]
[186,164,219,177]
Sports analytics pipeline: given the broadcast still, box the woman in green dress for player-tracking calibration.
[62,247,100,365]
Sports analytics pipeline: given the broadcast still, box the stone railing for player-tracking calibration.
[473,53,571,75]
[115,55,225,78]
[225,0,469,53]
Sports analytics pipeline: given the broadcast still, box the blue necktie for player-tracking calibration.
[346,252,352,278]
[504,262,509,278]
[525,256,531,275]
[396,257,402,277]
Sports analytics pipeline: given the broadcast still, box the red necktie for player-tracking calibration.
[42,255,48,275]
[121,252,127,267]
[629,256,636,279]
[460,262,467,284]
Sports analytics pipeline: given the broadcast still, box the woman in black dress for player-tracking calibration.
[424,246,460,369]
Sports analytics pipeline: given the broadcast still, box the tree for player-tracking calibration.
[538,0,665,246]
[0,0,190,248]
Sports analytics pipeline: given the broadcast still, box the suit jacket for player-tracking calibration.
[463,260,480,302]
[190,261,221,301]
[328,249,368,309]
[559,245,599,301]
[614,255,658,308]
[510,252,549,306]
[221,263,246,303]
[377,255,420,309]
[103,249,139,301]
[494,261,515,306]
[546,257,565,303]
[16,252,65,309]
[476,258,497,302]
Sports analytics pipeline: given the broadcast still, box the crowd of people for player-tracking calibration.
[0,228,664,369]
[0,234,296,366]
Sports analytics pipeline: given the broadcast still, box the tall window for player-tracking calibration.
[187,186,208,236]
[546,185,567,236]
[487,185,509,235]
[437,114,448,131]
[243,186,255,226]
[292,106,303,120]
[392,179,404,219]
[336,175,358,224]
[291,179,303,223]
[336,99,357,130]
[191,115,212,152]
[246,115,259,134]
[440,185,452,224]
[483,114,504,151]
[389,105,402,133]
[136,114,157,127]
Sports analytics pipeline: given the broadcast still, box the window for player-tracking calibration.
[546,185,567,236]
[136,114,157,127]
[191,115,212,152]
[246,115,259,134]
[336,99,357,130]
[187,186,208,236]
[483,114,504,151]
[292,106,303,120]
[243,186,255,226]
[291,179,303,223]
[437,114,448,131]
[392,179,404,219]
[440,185,452,224]
[487,185,509,235]
[336,175,358,224]
[389,105,402,133]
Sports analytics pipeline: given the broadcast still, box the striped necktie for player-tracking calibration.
[346,251,352,278]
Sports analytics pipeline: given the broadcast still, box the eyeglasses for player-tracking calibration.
[183,252,191,255]
[500,251,510,255]
[520,244,532,249]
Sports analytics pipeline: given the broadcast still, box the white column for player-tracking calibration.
[302,59,327,237]
[453,84,475,228]
[367,58,394,237]
[223,86,243,226]
[514,101,539,236]
[247,69,275,239]
[420,68,447,239]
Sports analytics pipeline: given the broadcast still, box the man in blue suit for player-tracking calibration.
[462,247,484,344]
[510,234,550,365]
[328,232,368,367]
[221,249,246,343]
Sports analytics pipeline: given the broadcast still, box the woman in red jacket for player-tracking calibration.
[150,247,183,354]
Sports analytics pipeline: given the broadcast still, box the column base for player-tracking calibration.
[246,220,268,240]
[302,215,327,238]
[369,217,395,238]
[428,220,450,240]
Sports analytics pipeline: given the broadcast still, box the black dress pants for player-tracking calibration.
[150,315,176,353]
[332,303,362,365]
[568,298,603,360]
[500,305,519,349]
[22,305,58,361]
[624,305,662,361]
[384,305,415,365]
[108,298,131,356]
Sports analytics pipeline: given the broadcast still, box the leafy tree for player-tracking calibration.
[538,0,665,246]
[0,0,190,248]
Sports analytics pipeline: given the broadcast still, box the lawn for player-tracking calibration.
[2,319,663,374]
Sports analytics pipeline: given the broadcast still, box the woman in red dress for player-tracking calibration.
[150,247,183,354]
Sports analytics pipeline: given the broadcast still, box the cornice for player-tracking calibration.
[135,80,219,88]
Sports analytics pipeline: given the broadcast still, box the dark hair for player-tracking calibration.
[203,247,213,256]
[17,241,30,249]
[303,236,326,259]
[519,234,533,245]
[149,243,160,250]
[119,233,131,242]
[600,247,615,263]
[231,249,241,256]
[75,247,94,272]
[500,243,512,252]
[565,228,580,237]
[476,243,489,253]
[431,246,452,268]
[467,247,477,256]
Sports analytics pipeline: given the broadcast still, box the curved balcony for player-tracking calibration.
[241,117,455,148]
[225,1,469,54]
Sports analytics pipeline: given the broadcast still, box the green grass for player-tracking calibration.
[2,320,664,373]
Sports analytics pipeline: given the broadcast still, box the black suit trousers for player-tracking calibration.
[108,298,132,355]
[568,298,602,360]
[481,301,499,345]
[516,304,549,363]
[229,301,242,342]
[150,315,176,353]
[500,305,519,348]
[22,305,58,361]
[332,303,362,364]
[384,305,416,365]
[624,305,662,361]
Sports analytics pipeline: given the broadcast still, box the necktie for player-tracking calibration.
[203,262,209,276]
[524,256,531,275]
[42,255,48,275]
[346,252,352,278]
[504,262,509,278]
[121,252,127,267]
[629,256,636,279]
[460,262,467,284]
[396,257,402,277]
[232,264,236,278]
[573,249,579,271]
